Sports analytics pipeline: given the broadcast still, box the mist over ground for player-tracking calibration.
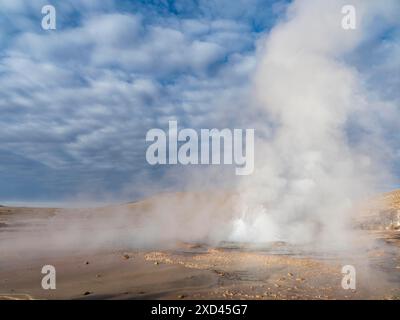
[0,0,399,255]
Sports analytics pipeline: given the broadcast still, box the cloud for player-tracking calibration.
[0,0,398,204]
[0,0,269,201]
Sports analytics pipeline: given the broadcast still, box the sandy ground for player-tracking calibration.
[0,204,400,300]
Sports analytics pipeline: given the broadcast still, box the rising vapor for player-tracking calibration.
[229,0,400,247]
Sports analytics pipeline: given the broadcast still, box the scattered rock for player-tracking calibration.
[83,291,91,296]
[296,278,305,282]
[123,254,130,260]
[154,261,159,265]
[177,294,185,299]
[95,274,101,278]
[287,272,294,277]
[85,261,90,265]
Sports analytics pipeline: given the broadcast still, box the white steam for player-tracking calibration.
[228,0,399,246]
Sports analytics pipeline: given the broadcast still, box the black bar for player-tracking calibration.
[1,300,399,319]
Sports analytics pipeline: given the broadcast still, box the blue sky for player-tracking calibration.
[0,0,399,203]
[0,0,290,202]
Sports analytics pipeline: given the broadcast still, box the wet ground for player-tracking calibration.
[0,206,400,300]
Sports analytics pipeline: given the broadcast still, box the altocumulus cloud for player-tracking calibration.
[0,0,399,203]
[0,0,286,202]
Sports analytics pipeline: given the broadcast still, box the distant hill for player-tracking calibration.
[380,189,400,210]
[356,190,400,230]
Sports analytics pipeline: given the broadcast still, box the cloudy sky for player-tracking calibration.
[0,0,399,204]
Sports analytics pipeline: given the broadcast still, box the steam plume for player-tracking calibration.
[229,0,399,246]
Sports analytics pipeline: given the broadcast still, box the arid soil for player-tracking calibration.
[0,192,400,300]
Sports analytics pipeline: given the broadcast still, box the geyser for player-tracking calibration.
[228,0,398,247]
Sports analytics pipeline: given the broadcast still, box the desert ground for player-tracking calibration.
[0,192,400,300]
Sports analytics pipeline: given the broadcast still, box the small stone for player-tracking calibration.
[178,294,185,299]
[154,261,159,265]
[123,254,130,260]
[85,261,90,265]
[296,278,305,282]
[83,291,91,296]
[287,272,294,277]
